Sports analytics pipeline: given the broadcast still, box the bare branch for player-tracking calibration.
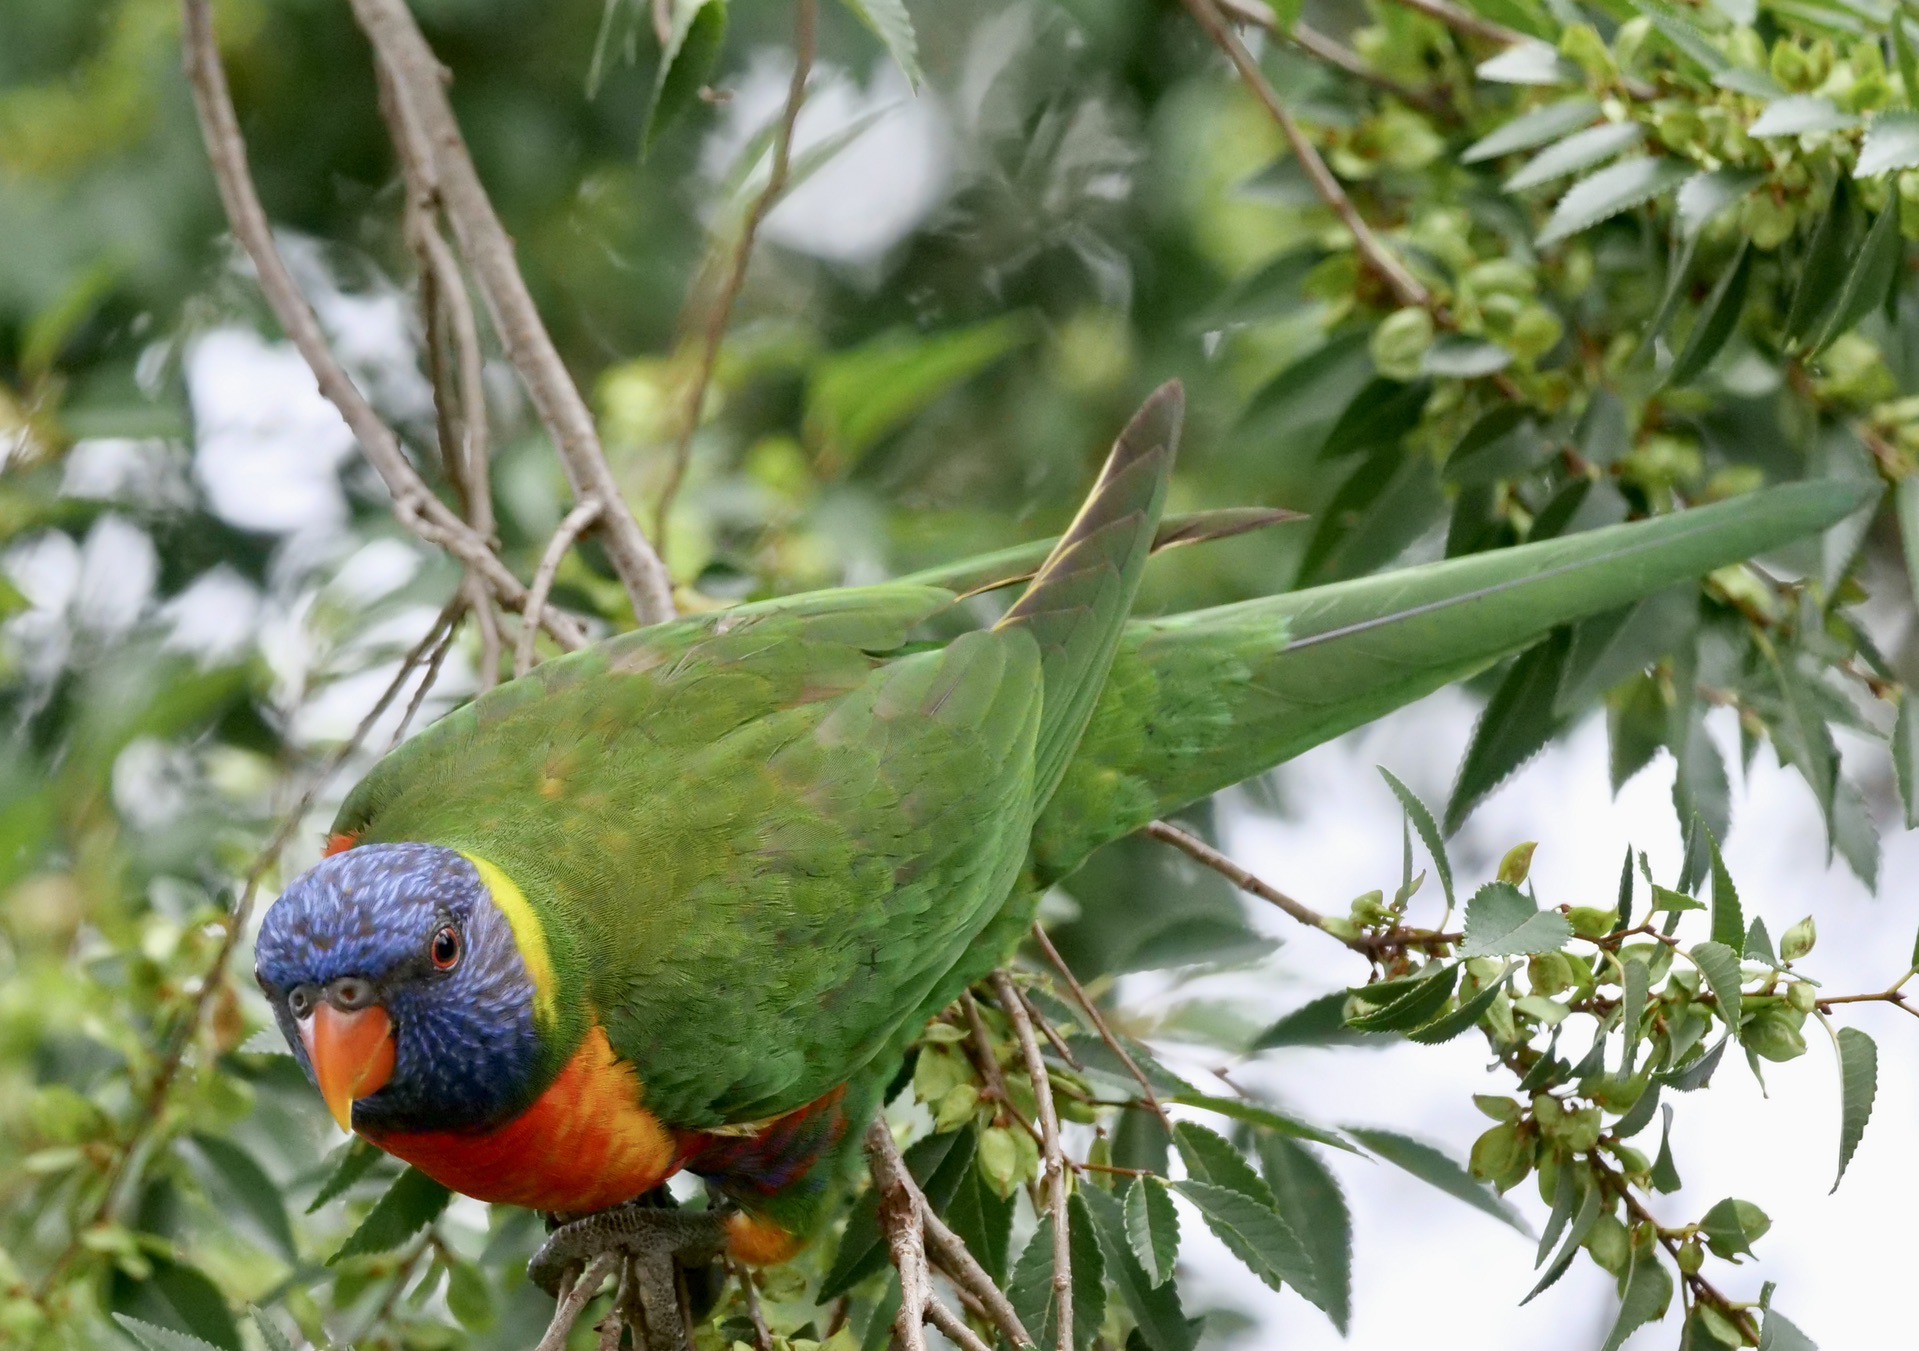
[1388,0,1526,46]
[1180,0,1432,310]
[878,1169,932,1351]
[345,0,677,625]
[926,1298,995,1351]
[865,1122,1036,1349]
[389,599,464,750]
[1029,924,1172,1134]
[993,972,1072,1351]
[656,0,818,551]
[516,498,606,677]
[1217,0,1452,115]
[1146,819,1350,942]
[466,574,505,692]
[535,1252,621,1351]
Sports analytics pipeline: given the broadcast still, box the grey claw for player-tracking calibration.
[527,1200,732,1351]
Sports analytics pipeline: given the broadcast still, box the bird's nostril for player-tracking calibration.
[329,977,376,1009]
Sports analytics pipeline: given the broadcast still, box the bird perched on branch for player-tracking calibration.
[254,381,1863,1343]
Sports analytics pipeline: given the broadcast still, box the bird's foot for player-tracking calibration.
[529,1198,729,1351]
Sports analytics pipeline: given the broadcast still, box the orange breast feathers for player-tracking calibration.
[363,1024,681,1214]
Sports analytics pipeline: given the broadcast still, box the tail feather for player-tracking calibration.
[1033,478,1877,879]
[998,381,1181,813]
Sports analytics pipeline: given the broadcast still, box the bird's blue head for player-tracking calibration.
[254,843,551,1136]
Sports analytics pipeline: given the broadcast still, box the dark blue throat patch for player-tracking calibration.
[255,843,548,1134]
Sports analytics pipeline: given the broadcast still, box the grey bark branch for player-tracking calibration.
[518,498,605,677]
[346,0,677,626]
[994,972,1072,1351]
[535,1253,621,1351]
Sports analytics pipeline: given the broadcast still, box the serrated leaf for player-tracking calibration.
[1478,41,1581,85]
[1896,689,1919,831]
[307,1138,383,1214]
[1700,1196,1770,1258]
[1760,1307,1820,1351]
[1176,1123,1276,1202]
[1632,0,1729,72]
[247,1310,298,1351]
[1707,838,1744,956]
[1504,121,1642,190]
[445,1259,494,1332]
[1379,768,1453,910]
[1691,940,1745,1037]
[1421,335,1512,377]
[112,1316,226,1351]
[187,1135,295,1261]
[1344,1127,1530,1233]
[1857,109,1919,176]
[1259,1137,1353,1333]
[1834,1026,1878,1191]
[1663,1035,1730,1092]
[1080,1185,1195,1351]
[111,1259,242,1351]
[329,1167,451,1264]
[1463,97,1601,163]
[1124,1178,1180,1287]
[837,0,921,86]
[1677,169,1765,238]
[1539,157,1691,246]
[1251,991,1382,1050]
[1666,242,1751,387]
[941,1146,1014,1285]
[1813,202,1903,352]
[1600,1248,1674,1351]
[1408,964,1515,1043]
[1318,378,1431,460]
[1555,589,1697,716]
[1171,1093,1355,1152]
[1172,1180,1322,1302]
[1461,882,1574,957]
[1714,65,1783,97]
[1621,955,1651,1073]
[1345,964,1460,1031]
[1751,95,1858,137]
[1446,633,1573,831]
[1522,1179,1601,1302]
[1787,180,1858,345]
[1009,1198,1106,1351]
[642,0,727,158]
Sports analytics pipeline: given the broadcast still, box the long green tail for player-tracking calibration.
[995,380,1180,813]
[1032,479,1875,880]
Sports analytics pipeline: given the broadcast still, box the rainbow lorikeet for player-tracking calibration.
[253,383,1865,1309]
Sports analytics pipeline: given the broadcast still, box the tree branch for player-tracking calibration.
[993,972,1072,1351]
[1217,0,1453,116]
[534,1252,621,1351]
[345,0,676,625]
[1181,0,1432,310]
[1030,924,1173,1133]
[1387,0,1527,46]
[655,0,818,552]
[926,1297,995,1351]
[1145,819,1353,943]
[516,497,605,677]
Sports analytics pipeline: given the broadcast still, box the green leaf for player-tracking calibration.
[1554,588,1697,716]
[1171,1180,1322,1302]
[1752,96,1858,137]
[1522,1178,1601,1302]
[1344,1127,1530,1234]
[1786,180,1858,346]
[1507,122,1645,192]
[1538,157,1691,246]
[328,1167,452,1264]
[1896,690,1919,832]
[445,1259,495,1332]
[1251,991,1382,1050]
[1445,633,1572,832]
[1835,1026,1878,1191]
[1663,1035,1730,1093]
[1318,378,1431,460]
[807,317,1034,469]
[1621,954,1651,1072]
[1707,838,1744,957]
[836,0,920,85]
[1677,169,1765,238]
[1700,1197,1771,1258]
[1081,1184,1196,1351]
[308,1139,383,1214]
[1123,1178,1180,1287]
[1478,41,1581,85]
[1421,334,1513,378]
[110,1261,241,1351]
[822,1128,974,1298]
[1814,200,1904,354]
[187,1134,295,1260]
[1899,17,1919,114]
[112,1316,225,1351]
[1344,964,1459,1032]
[1463,97,1601,162]
[1258,1137,1353,1334]
[1008,1199,1106,1351]
[1600,1249,1674,1351]
[642,0,727,158]
[1760,1307,1820,1351]
[1379,768,1453,910]
[1170,1094,1355,1152]
[1666,242,1751,387]
[1691,940,1745,1038]
[1175,1123,1277,1204]
[1408,964,1515,1044]
[1857,109,1919,176]
[246,1310,298,1351]
[1441,406,1538,485]
[1461,882,1574,957]
[1631,0,1728,72]
[941,1147,1014,1286]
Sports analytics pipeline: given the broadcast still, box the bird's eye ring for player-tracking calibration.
[288,986,313,1018]
[430,924,461,970]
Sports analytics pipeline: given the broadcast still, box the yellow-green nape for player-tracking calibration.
[460,852,560,1028]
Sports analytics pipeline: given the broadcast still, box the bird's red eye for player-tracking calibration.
[430,925,461,970]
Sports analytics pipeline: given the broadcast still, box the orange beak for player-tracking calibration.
[299,1003,395,1133]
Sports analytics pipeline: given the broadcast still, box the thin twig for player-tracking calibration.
[389,600,463,750]
[1181,0,1431,309]
[535,1252,622,1351]
[179,0,589,649]
[1387,0,1526,46]
[1145,819,1354,944]
[879,1172,932,1351]
[655,0,817,551]
[994,972,1072,1351]
[1217,0,1452,115]
[346,0,676,625]
[960,993,1017,1121]
[466,574,504,692]
[926,1298,995,1351]
[1020,985,1086,1072]
[733,1261,776,1351]
[516,497,605,677]
[865,1123,1036,1349]
[1030,924,1174,1134]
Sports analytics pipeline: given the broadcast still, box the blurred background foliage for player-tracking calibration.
[4,0,1919,1347]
